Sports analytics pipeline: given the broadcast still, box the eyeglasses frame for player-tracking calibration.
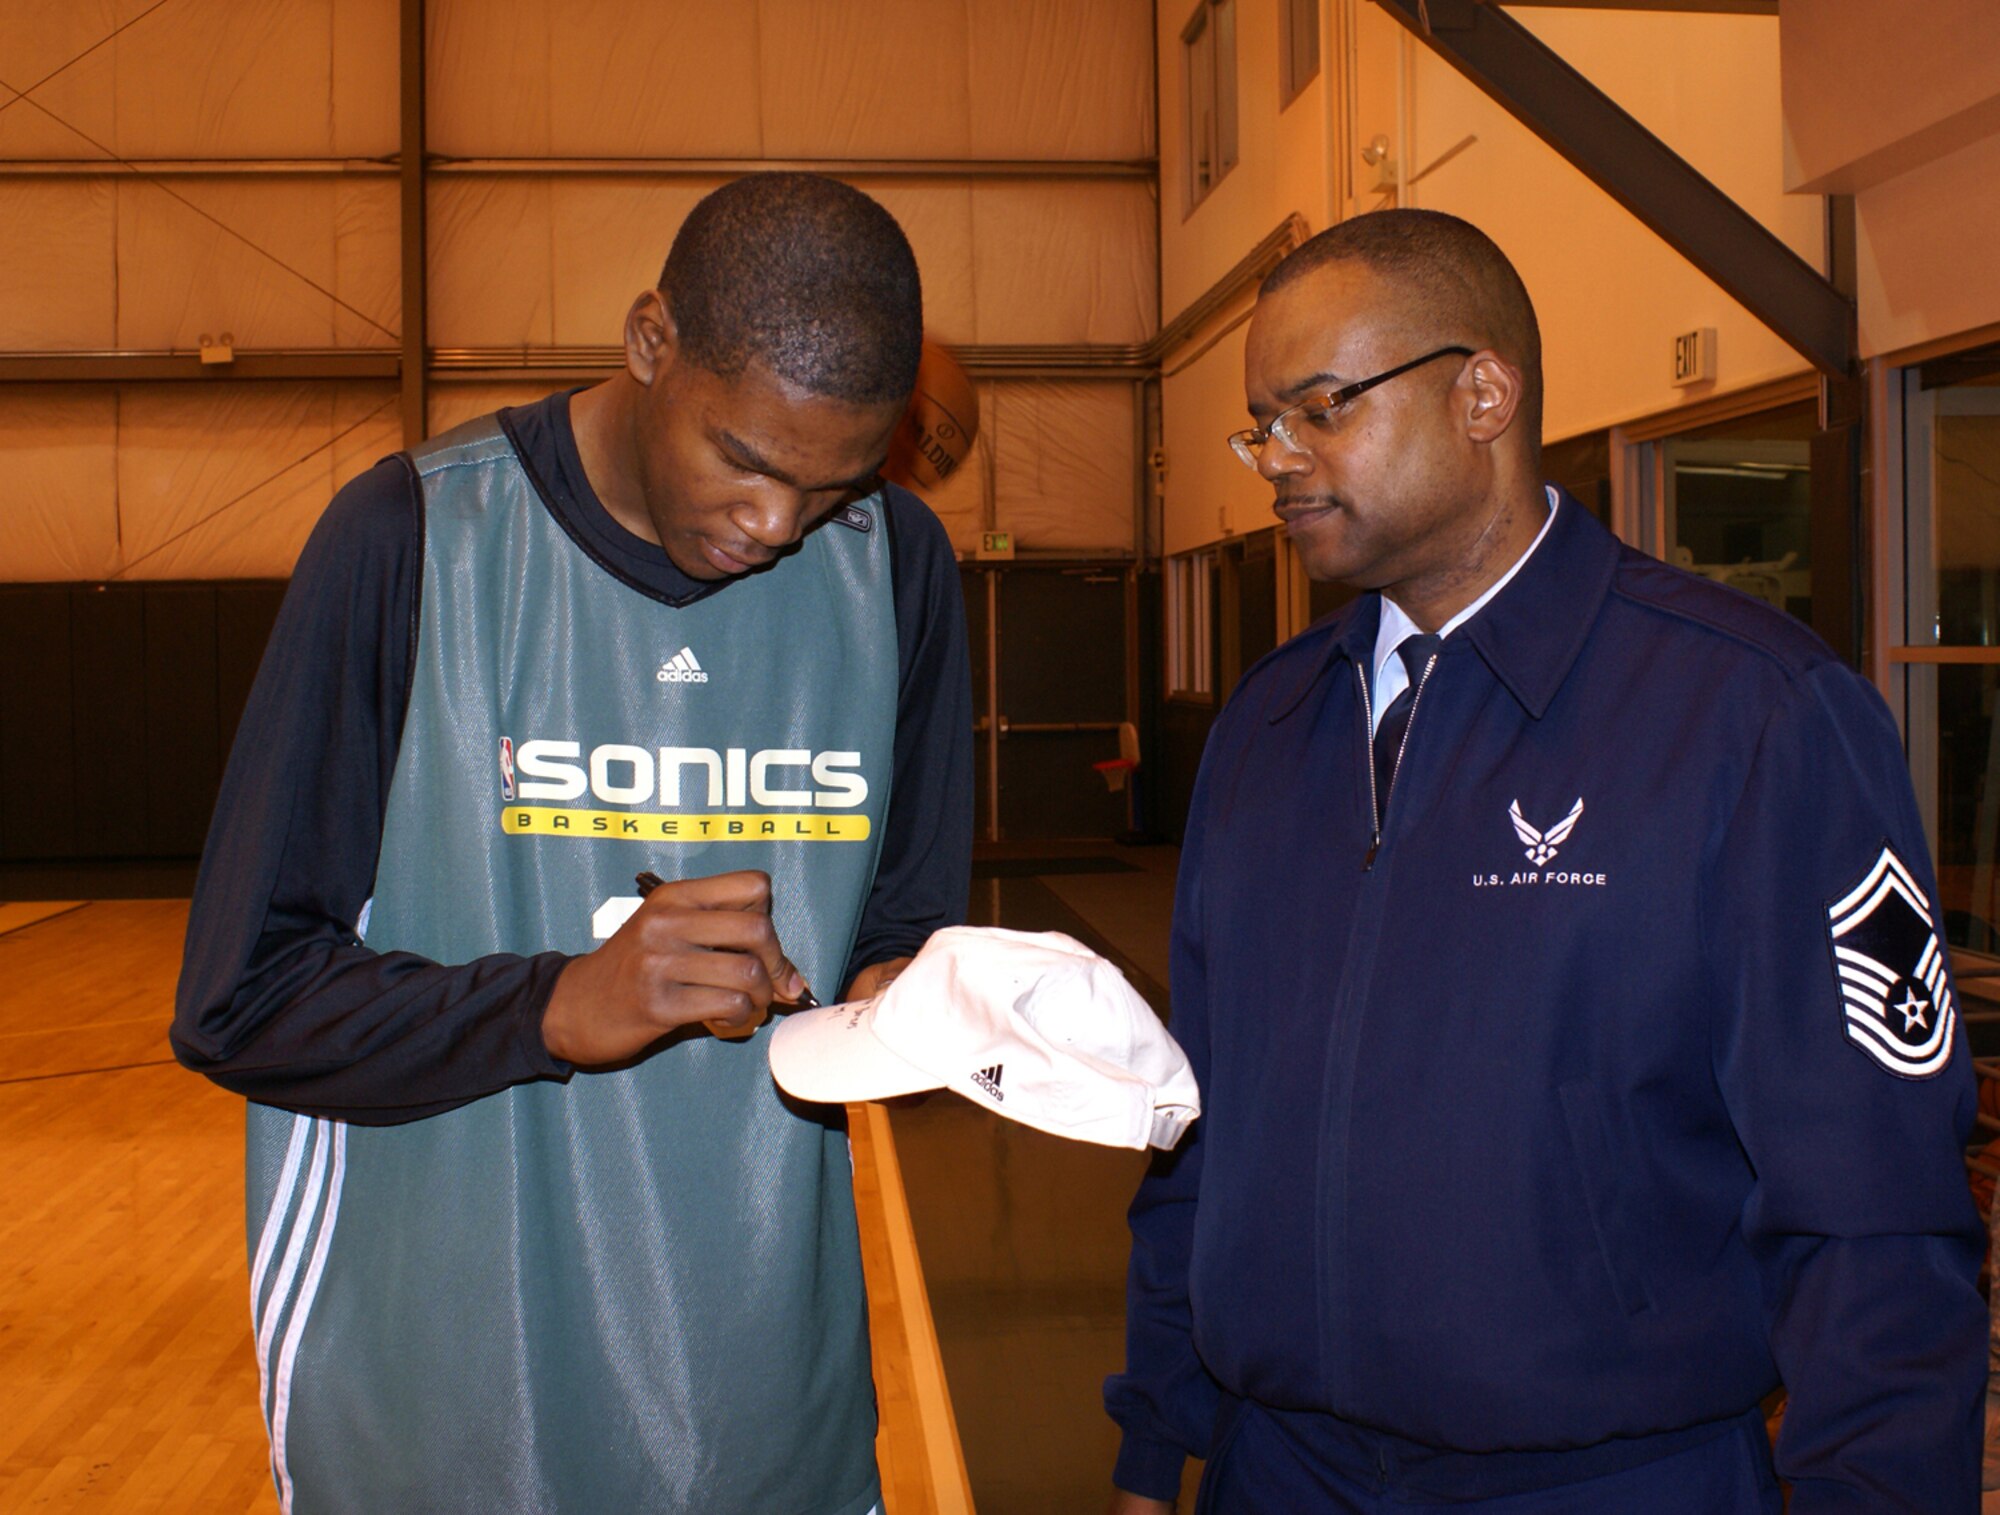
[1227,345,1476,469]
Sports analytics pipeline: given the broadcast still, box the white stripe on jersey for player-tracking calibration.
[256,1121,329,1376]
[271,1121,347,1513]
[252,1116,312,1313]
[250,1116,312,1429]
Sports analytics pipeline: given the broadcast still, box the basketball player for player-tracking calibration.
[174,173,971,1515]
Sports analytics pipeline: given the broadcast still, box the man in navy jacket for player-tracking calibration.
[1105,210,1984,1512]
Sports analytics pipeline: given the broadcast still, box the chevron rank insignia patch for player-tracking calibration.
[1826,846,1956,1079]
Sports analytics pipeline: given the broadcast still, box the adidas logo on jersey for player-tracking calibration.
[656,648,709,685]
[971,1064,1005,1102]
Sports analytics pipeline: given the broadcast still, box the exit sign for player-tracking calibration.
[1672,327,1716,387]
[977,531,1016,560]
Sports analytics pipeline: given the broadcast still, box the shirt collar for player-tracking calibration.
[1370,486,1560,691]
[1273,484,1621,724]
[1459,485,1620,719]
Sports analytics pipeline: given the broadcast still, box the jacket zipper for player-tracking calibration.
[1358,648,1439,870]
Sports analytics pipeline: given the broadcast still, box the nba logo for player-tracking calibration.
[498,737,516,802]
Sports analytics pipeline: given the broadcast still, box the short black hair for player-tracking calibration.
[1263,209,1543,444]
[660,173,923,405]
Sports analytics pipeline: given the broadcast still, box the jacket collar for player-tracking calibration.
[1267,487,1619,724]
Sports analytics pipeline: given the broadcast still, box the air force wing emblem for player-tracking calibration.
[1510,798,1583,866]
[1826,845,1956,1078]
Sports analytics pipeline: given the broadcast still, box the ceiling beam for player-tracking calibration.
[0,352,399,383]
[1496,1,1776,14]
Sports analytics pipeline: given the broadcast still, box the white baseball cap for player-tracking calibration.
[767,926,1200,1151]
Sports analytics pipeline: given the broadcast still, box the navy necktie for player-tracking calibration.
[1372,633,1442,816]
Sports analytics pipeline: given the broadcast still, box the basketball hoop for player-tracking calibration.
[1092,757,1137,794]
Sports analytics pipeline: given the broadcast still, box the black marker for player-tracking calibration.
[634,871,821,1009]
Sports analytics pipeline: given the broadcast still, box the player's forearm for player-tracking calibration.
[172,936,571,1123]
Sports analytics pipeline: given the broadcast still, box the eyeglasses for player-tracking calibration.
[1227,346,1474,469]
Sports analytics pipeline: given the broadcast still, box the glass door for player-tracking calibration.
[1901,356,2000,950]
[1660,405,1816,624]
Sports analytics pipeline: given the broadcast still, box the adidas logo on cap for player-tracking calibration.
[970,1063,1004,1102]
[656,647,709,685]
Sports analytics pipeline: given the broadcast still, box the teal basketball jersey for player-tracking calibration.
[246,416,897,1515]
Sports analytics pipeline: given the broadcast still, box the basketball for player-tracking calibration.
[883,340,980,493]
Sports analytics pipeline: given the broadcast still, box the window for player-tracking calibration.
[1660,403,1817,624]
[1168,549,1217,698]
[1182,0,1238,212]
[1620,402,1818,625]
[1280,0,1320,108]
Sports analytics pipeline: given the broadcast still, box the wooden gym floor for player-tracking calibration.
[0,900,275,1511]
[0,846,1189,1513]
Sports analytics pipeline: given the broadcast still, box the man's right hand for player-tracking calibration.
[1106,1494,1176,1515]
[542,870,806,1066]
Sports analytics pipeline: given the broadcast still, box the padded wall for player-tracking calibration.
[0,581,286,860]
[2,0,1158,581]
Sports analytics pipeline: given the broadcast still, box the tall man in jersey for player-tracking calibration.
[173,173,971,1515]
[1105,210,1983,1512]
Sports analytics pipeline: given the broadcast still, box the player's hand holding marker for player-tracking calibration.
[542,870,815,1062]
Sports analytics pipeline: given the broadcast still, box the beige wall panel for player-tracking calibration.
[1153,0,1338,319]
[1159,0,1325,320]
[116,179,355,349]
[428,179,556,347]
[991,381,1136,551]
[756,0,972,159]
[429,0,554,156]
[330,383,405,497]
[1402,18,1813,439]
[0,389,119,582]
[865,185,978,344]
[1291,7,1812,442]
[0,1,120,159]
[116,386,342,579]
[427,382,571,438]
[966,0,1155,160]
[1270,68,1336,246]
[1161,321,1269,555]
[1,383,400,582]
[546,179,986,348]
[1523,210,1804,443]
[546,2,764,156]
[111,0,335,157]
[1782,0,2000,193]
[970,183,1156,345]
[1857,130,2000,359]
[330,0,400,158]
[1510,9,1815,256]
[0,182,117,348]
[547,181,714,345]
[1160,3,1821,465]
[332,180,402,347]
[449,176,997,351]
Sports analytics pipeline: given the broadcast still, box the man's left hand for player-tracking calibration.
[842,957,910,1004]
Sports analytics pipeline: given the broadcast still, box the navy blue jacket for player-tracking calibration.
[1107,497,1985,1510]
